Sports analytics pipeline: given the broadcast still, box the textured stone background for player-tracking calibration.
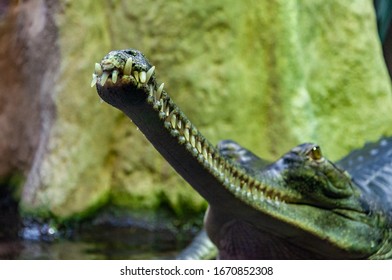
[0,0,391,221]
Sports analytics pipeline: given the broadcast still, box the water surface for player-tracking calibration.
[0,188,193,260]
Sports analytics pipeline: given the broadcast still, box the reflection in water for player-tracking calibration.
[1,201,192,259]
[1,229,178,259]
[0,185,197,260]
[0,222,188,260]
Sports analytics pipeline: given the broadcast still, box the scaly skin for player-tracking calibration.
[92,49,392,259]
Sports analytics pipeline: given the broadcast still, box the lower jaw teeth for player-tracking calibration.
[139,71,146,83]
[146,66,155,83]
[95,63,103,75]
[100,72,109,86]
[133,71,139,82]
[112,70,119,84]
[156,83,164,100]
[91,74,98,87]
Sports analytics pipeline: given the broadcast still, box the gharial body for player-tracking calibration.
[92,49,392,259]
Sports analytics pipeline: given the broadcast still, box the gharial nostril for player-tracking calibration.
[100,60,115,71]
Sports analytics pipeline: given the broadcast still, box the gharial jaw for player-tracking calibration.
[92,49,289,215]
[93,49,390,259]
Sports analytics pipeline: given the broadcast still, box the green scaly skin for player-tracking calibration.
[92,49,392,259]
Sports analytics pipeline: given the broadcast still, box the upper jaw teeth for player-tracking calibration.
[90,56,155,88]
[123,57,133,75]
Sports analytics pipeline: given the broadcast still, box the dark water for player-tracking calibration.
[0,227,182,260]
[0,187,194,260]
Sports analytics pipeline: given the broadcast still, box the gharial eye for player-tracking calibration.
[308,145,323,161]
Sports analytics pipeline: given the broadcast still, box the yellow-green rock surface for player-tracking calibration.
[1,0,390,220]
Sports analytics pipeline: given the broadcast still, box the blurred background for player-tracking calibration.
[0,0,391,259]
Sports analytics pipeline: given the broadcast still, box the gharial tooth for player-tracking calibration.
[170,113,177,128]
[133,71,139,82]
[165,106,170,117]
[100,72,109,86]
[202,146,208,159]
[190,135,196,147]
[139,71,146,83]
[203,147,208,160]
[91,74,97,87]
[95,63,103,75]
[161,99,167,113]
[208,153,213,165]
[184,128,190,141]
[156,83,164,100]
[146,66,155,83]
[149,84,154,97]
[251,188,259,201]
[196,141,202,154]
[124,57,133,75]
[112,70,119,84]
[177,119,182,130]
[213,158,218,169]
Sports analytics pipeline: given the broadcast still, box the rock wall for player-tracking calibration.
[0,0,391,220]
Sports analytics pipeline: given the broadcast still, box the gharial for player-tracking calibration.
[91,49,392,259]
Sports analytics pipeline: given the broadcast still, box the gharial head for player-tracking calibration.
[92,49,153,87]
[229,141,391,259]
[269,143,362,209]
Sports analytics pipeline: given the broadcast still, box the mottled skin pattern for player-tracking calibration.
[92,49,392,259]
